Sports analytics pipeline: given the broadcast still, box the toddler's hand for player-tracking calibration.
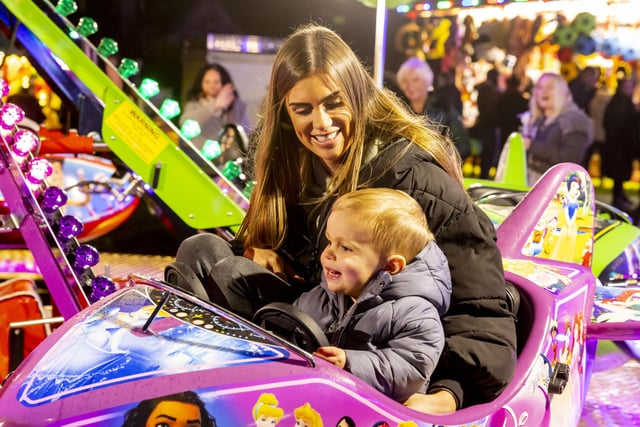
[314,346,346,369]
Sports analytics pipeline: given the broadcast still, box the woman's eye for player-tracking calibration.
[292,107,311,115]
[325,99,344,110]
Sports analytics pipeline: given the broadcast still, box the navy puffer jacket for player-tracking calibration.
[294,242,451,402]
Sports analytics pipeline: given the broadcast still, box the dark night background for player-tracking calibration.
[76,0,411,102]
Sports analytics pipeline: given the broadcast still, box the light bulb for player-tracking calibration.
[180,119,201,139]
[0,104,25,129]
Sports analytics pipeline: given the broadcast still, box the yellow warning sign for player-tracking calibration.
[105,102,169,164]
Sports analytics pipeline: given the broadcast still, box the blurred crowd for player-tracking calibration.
[390,58,640,214]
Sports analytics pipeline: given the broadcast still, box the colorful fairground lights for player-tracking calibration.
[0,78,116,302]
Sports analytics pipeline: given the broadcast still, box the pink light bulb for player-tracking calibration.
[13,129,39,156]
[0,104,25,130]
[27,158,53,184]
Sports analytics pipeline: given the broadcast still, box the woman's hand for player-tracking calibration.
[403,389,457,415]
[314,346,346,369]
[214,83,236,112]
[244,247,286,278]
[244,247,305,284]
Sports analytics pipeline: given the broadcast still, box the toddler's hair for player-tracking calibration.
[331,188,433,260]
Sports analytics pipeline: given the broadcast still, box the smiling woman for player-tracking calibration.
[168,23,516,414]
[523,72,594,186]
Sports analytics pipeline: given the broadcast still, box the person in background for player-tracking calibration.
[294,188,451,402]
[569,66,600,114]
[568,66,601,168]
[179,63,251,150]
[215,123,249,166]
[167,24,516,414]
[523,72,594,186]
[433,70,463,116]
[601,75,640,211]
[496,74,529,151]
[473,68,501,179]
[584,80,613,171]
[396,57,471,161]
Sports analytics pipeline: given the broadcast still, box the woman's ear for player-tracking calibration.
[385,255,406,275]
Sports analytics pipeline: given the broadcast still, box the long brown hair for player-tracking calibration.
[238,24,463,250]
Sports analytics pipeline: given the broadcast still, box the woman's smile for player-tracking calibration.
[313,130,340,143]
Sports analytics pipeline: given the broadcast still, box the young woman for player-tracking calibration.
[168,24,516,414]
[179,63,251,150]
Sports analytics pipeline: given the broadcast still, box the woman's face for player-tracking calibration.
[534,76,556,113]
[201,69,223,98]
[220,127,237,149]
[285,74,352,173]
[398,68,429,104]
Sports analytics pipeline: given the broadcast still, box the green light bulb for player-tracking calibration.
[76,17,98,37]
[159,98,181,120]
[243,180,255,198]
[97,37,119,57]
[55,0,77,17]
[138,78,160,99]
[222,161,241,180]
[118,58,140,79]
[201,139,222,161]
[180,120,201,139]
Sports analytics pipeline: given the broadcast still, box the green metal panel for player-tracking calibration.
[591,222,640,276]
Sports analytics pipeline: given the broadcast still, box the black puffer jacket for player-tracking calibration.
[280,138,517,408]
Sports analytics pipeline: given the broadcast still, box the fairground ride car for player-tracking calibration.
[465,133,640,360]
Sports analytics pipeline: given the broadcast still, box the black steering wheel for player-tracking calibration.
[253,302,330,353]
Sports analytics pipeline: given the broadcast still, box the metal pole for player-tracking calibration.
[373,0,388,88]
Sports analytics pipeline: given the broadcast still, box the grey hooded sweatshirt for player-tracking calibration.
[293,241,451,402]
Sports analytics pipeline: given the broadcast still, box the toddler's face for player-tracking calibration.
[321,209,386,299]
